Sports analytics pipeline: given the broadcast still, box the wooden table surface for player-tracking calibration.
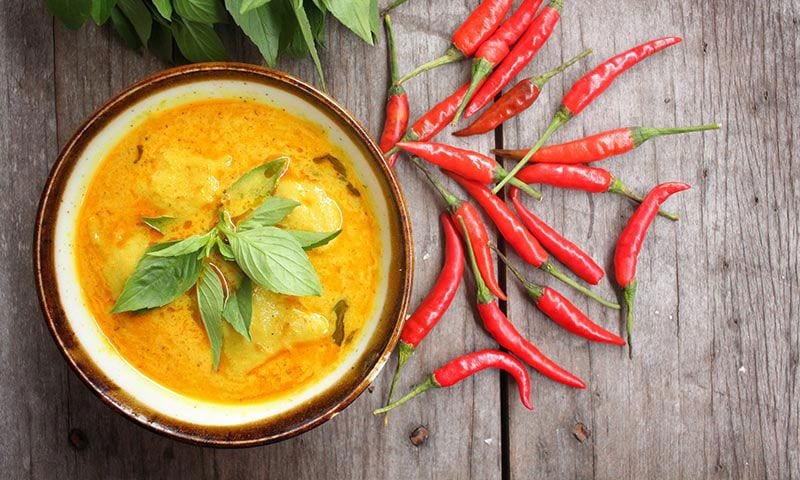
[2,1,798,478]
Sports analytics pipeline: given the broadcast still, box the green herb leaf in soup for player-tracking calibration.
[196,264,226,370]
[331,299,348,346]
[141,215,175,234]
[222,277,253,340]
[227,226,322,297]
[239,196,300,230]
[287,229,341,250]
[216,238,235,261]
[146,230,215,257]
[111,242,203,313]
[224,157,288,216]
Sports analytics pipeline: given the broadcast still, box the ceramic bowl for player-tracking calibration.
[34,63,413,447]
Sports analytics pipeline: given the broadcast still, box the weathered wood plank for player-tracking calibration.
[0,4,68,479]
[500,1,800,479]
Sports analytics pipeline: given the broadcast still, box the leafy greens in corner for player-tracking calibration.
[111,156,341,369]
[45,0,381,90]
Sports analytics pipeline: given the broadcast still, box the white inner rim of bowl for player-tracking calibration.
[53,78,392,427]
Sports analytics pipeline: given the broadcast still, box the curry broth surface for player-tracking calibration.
[75,99,381,404]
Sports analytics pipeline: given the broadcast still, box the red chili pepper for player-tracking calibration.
[378,16,409,167]
[458,218,585,389]
[396,141,542,199]
[614,182,690,357]
[408,156,507,300]
[492,124,720,163]
[373,349,533,414]
[463,0,564,119]
[397,0,513,85]
[447,172,619,309]
[450,0,544,123]
[509,187,603,285]
[384,83,470,160]
[454,50,591,137]
[493,36,683,193]
[383,214,465,411]
[516,163,679,221]
[493,248,624,345]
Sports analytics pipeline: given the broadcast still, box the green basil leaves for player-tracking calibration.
[112,157,339,369]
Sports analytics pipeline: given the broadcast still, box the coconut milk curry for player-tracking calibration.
[75,99,382,404]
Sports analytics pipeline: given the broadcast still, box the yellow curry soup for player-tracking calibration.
[76,99,382,404]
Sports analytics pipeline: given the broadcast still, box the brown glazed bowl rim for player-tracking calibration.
[33,63,413,447]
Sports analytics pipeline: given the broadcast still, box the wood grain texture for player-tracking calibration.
[0,0,796,479]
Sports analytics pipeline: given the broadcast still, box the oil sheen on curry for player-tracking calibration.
[75,99,382,404]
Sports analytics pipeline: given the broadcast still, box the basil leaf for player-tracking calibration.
[287,229,340,250]
[147,231,214,257]
[174,0,227,24]
[238,0,270,14]
[228,226,322,296]
[197,264,225,370]
[222,277,252,340]
[223,156,287,215]
[117,0,152,45]
[141,215,174,234]
[172,18,227,61]
[331,299,347,346]
[110,6,141,48]
[46,0,91,30]
[224,0,281,66]
[216,238,235,260]
[239,196,299,230]
[368,0,378,39]
[149,21,174,63]
[289,0,326,89]
[152,0,173,20]
[90,0,116,25]
[321,0,374,46]
[111,242,203,313]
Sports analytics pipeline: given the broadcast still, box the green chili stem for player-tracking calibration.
[458,218,494,304]
[372,375,439,414]
[408,156,461,209]
[623,281,637,359]
[608,178,679,221]
[632,123,720,147]
[451,58,493,125]
[492,108,571,193]
[532,49,593,89]
[385,15,400,85]
[397,46,465,85]
[382,0,411,15]
[383,341,414,424]
[540,262,620,309]
[490,244,544,299]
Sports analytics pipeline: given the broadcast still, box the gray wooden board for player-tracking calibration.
[0,1,796,479]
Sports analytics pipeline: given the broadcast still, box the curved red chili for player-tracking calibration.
[562,36,682,116]
[493,36,683,194]
[463,0,563,119]
[372,349,533,414]
[378,15,409,167]
[494,248,623,345]
[449,172,618,308]
[458,218,585,389]
[493,124,720,163]
[516,164,679,220]
[451,0,544,123]
[455,49,590,136]
[407,156,507,300]
[614,182,690,357]
[397,0,513,84]
[382,214,465,412]
[509,187,604,285]
[396,141,542,199]
[447,172,548,268]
